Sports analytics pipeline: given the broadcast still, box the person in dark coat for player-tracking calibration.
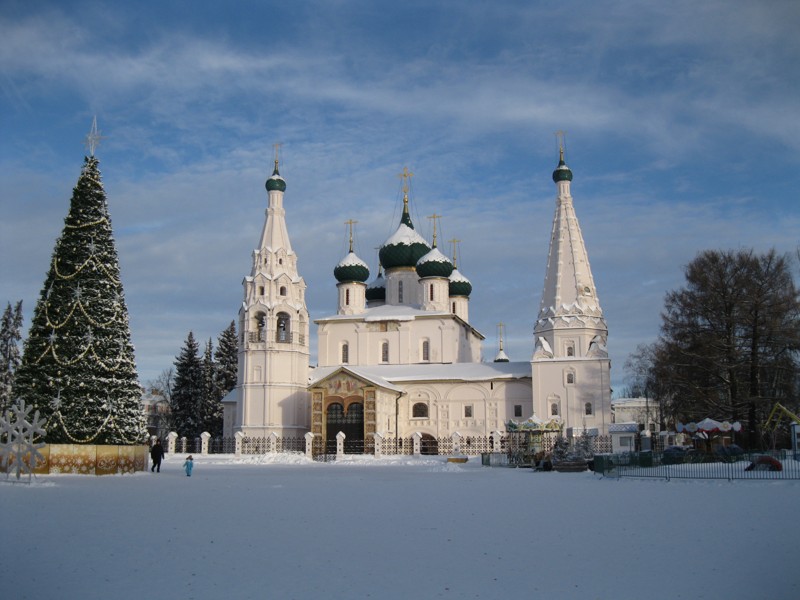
[150,439,165,473]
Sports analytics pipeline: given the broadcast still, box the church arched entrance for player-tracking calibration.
[420,433,438,455]
[326,401,364,454]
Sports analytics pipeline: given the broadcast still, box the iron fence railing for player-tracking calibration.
[165,433,626,466]
[595,450,800,481]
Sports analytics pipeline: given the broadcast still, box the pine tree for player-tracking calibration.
[200,338,222,437]
[214,321,238,399]
[0,301,24,412]
[170,331,203,439]
[14,156,146,444]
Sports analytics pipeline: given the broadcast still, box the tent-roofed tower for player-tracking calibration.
[223,150,310,437]
[531,140,611,434]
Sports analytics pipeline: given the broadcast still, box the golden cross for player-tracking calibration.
[273,141,283,168]
[345,219,358,252]
[448,237,461,267]
[427,213,442,247]
[398,167,413,195]
[554,130,567,159]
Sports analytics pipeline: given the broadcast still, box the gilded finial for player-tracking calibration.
[345,219,358,253]
[427,213,442,248]
[448,238,461,268]
[398,167,413,209]
[273,142,283,171]
[554,130,567,162]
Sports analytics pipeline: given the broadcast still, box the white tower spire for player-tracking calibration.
[531,140,611,435]
[225,149,311,437]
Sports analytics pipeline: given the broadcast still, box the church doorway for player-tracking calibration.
[420,433,438,455]
[326,401,365,453]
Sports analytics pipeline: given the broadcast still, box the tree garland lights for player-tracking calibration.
[15,153,147,445]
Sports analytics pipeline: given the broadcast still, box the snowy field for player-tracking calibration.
[2,453,798,600]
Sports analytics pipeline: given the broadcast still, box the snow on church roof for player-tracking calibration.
[315,303,449,323]
[309,361,531,389]
[383,223,429,247]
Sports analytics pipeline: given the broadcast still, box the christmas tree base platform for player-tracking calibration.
[1,444,148,476]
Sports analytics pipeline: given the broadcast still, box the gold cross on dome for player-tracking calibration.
[345,219,358,252]
[448,238,461,266]
[554,130,567,158]
[427,213,442,247]
[398,167,413,195]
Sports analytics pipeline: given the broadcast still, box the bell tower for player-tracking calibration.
[229,148,310,437]
[531,137,611,435]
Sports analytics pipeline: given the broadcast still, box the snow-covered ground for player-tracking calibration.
[2,453,798,600]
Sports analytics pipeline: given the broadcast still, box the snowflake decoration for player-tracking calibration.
[0,399,47,482]
[51,388,61,410]
[48,330,58,345]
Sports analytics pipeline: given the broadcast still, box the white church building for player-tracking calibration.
[223,148,612,451]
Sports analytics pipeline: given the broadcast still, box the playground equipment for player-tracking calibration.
[763,403,800,432]
[763,403,800,456]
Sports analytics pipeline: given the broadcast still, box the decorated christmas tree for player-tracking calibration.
[15,122,147,444]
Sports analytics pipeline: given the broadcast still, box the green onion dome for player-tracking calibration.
[449,268,472,297]
[365,270,386,302]
[379,223,431,270]
[266,162,287,192]
[416,247,454,278]
[552,150,573,183]
[334,251,370,283]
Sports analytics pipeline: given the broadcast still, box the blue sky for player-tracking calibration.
[2,0,798,394]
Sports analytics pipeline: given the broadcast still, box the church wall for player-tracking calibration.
[316,315,481,367]
[383,378,533,439]
[532,357,611,434]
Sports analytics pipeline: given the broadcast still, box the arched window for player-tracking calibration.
[566,372,575,385]
[429,283,434,301]
[398,281,404,303]
[279,286,287,296]
[276,312,291,343]
[254,311,267,342]
[422,340,430,361]
[345,288,350,306]
[341,343,349,364]
[412,402,429,418]
[381,342,389,362]
[551,403,559,416]
[566,345,574,357]
[452,302,456,313]
[585,402,593,416]
[258,286,265,296]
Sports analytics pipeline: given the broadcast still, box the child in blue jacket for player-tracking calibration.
[183,455,194,477]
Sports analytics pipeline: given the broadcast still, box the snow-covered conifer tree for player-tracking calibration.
[0,300,24,412]
[170,331,203,439]
[214,321,237,400]
[200,338,222,437]
[15,155,146,444]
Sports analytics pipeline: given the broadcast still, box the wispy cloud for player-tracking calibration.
[1,1,798,391]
